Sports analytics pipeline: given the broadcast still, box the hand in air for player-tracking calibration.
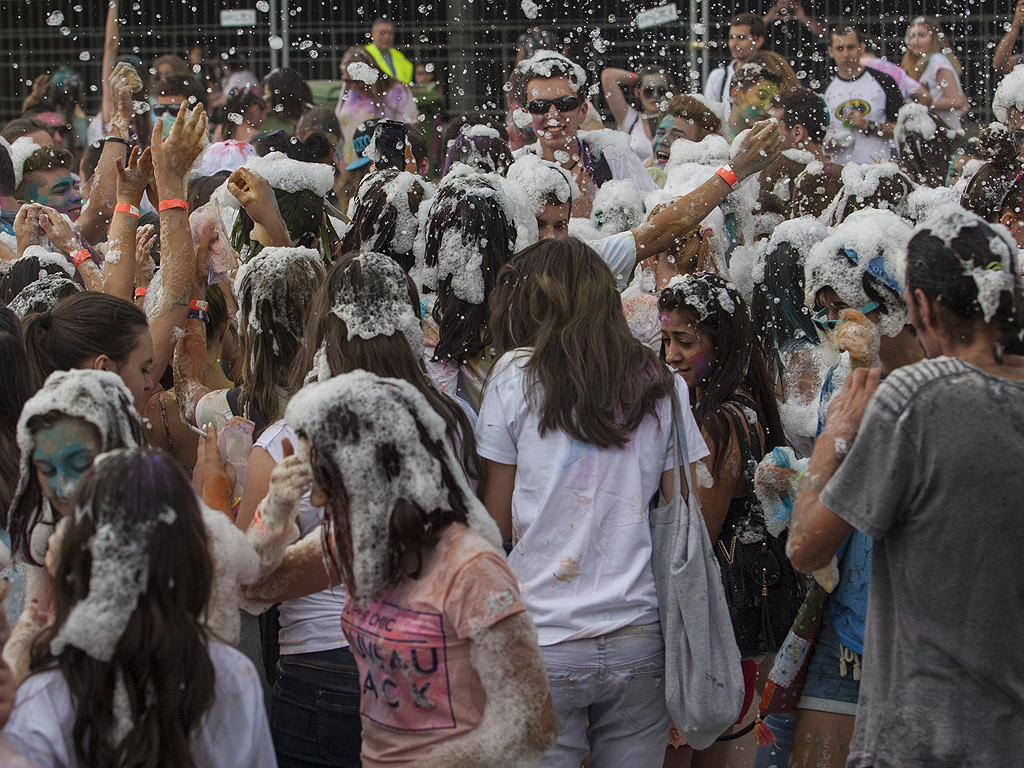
[732,119,782,179]
[115,145,154,206]
[151,102,209,189]
[227,167,281,226]
[262,438,312,531]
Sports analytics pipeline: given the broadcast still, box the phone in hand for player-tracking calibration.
[373,119,407,170]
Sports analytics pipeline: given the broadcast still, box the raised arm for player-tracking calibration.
[600,67,637,127]
[103,146,152,300]
[100,0,120,125]
[996,0,1024,75]
[631,120,781,260]
[147,103,209,383]
[227,168,292,247]
[74,62,141,244]
[36,206,104,292]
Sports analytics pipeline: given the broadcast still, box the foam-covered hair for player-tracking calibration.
[8,370,142,561]
[505,153,579,216]
[993,65,1024,124]
[805,208,912,337]
[285,370,501,601]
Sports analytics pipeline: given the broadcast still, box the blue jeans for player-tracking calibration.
[270,648,363,768]
[540,624,670,768]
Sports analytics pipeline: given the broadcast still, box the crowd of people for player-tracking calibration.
[0,4,1022,768]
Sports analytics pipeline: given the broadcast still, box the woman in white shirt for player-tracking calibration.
[3,448,274,768]
[477,237,708,768]
[901,17,968,130]
[600,67,680,162]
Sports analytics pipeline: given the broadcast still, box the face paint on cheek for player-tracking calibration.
[692,351,714,384]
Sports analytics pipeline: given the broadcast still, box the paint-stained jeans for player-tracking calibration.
[270,648,363,768]
[540,623,670,768]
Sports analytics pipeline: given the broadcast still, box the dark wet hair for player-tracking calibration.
[340,169,429,271]
[263,68,313,123]
[776,87,829,145]
[751,241,820,376]
[0,306,37,514]
[22,292,149,385]
[906,214,1024,354]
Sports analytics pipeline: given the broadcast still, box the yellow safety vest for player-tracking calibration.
[365,44,414,84]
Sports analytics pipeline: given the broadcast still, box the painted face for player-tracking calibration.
[660,308,715,390]
[154,94,187,138]
[730,78,779,134]
[537,200,570,239]
[651,116,704,165]
[22,168,82,220]
[105,328,155,410]
[728,25,762,63]
[525,76,586,154]
[906,24,933,56]
[33,416,102,517]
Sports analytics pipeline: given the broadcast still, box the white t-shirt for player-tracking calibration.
[475,352,708,645]
[824,69,902,164]
[3,641,276,768]
[591,230,638,290]
[256,420,348,655]
[920,53,963,131]
[703,63,736,120]
[621,105,654,162]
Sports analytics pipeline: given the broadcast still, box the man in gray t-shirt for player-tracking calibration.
[788,359,1024,767]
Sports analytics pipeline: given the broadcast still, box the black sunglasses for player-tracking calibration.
[525,96,582,114]
[152,104,182,117]
[643,85,669,97]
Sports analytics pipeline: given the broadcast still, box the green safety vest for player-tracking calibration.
[365,44,414,84]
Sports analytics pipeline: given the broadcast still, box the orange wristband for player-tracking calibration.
[71,249,91,268]
[158,198,188,213]
[715,164,738,188]
[114,202,140,218]
[134,286,148,298]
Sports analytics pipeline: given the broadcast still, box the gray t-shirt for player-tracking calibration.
[820,356,1024,768]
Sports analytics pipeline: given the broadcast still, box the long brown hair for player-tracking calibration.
[340,169,431,272]
[489,237,674,449]
[291,252,480,480]
[30,449,215,768]
[659,273,786,473]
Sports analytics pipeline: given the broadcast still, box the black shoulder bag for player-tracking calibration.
[714,395,806,657]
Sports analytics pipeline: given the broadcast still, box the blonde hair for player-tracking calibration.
[901,17,962,81]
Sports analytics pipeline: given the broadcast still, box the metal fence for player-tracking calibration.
[0,0,1018,126]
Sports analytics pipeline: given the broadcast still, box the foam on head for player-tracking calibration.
[805,208,912,337]
[992,66,1024,124]
[514,50,586,93]
[284,370,501,601]
[328,250,424,361]
[505,153,579,216]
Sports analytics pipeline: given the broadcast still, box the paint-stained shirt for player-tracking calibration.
[342,524,524,767]
[475,350,708,645]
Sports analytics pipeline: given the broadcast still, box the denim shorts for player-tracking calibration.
[797,610,860,715]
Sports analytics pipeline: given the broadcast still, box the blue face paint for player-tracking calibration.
[32,418,101,516]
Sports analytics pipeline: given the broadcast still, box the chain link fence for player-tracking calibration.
[0,0,1017,126]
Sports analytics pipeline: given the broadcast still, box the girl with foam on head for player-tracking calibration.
[276,370,555,767]
[417,167,536,411]
[2,447,275,768]
[237,250,479,768]
[477,237,711,767]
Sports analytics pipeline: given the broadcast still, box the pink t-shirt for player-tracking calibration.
[341,524,524,767]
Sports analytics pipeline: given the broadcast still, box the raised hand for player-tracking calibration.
[731,119,782,179]
[115,145,154,206]
[151,102,209,195]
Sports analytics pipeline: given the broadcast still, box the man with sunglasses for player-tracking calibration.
[512,51,657,220]
[704,13,767,121]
